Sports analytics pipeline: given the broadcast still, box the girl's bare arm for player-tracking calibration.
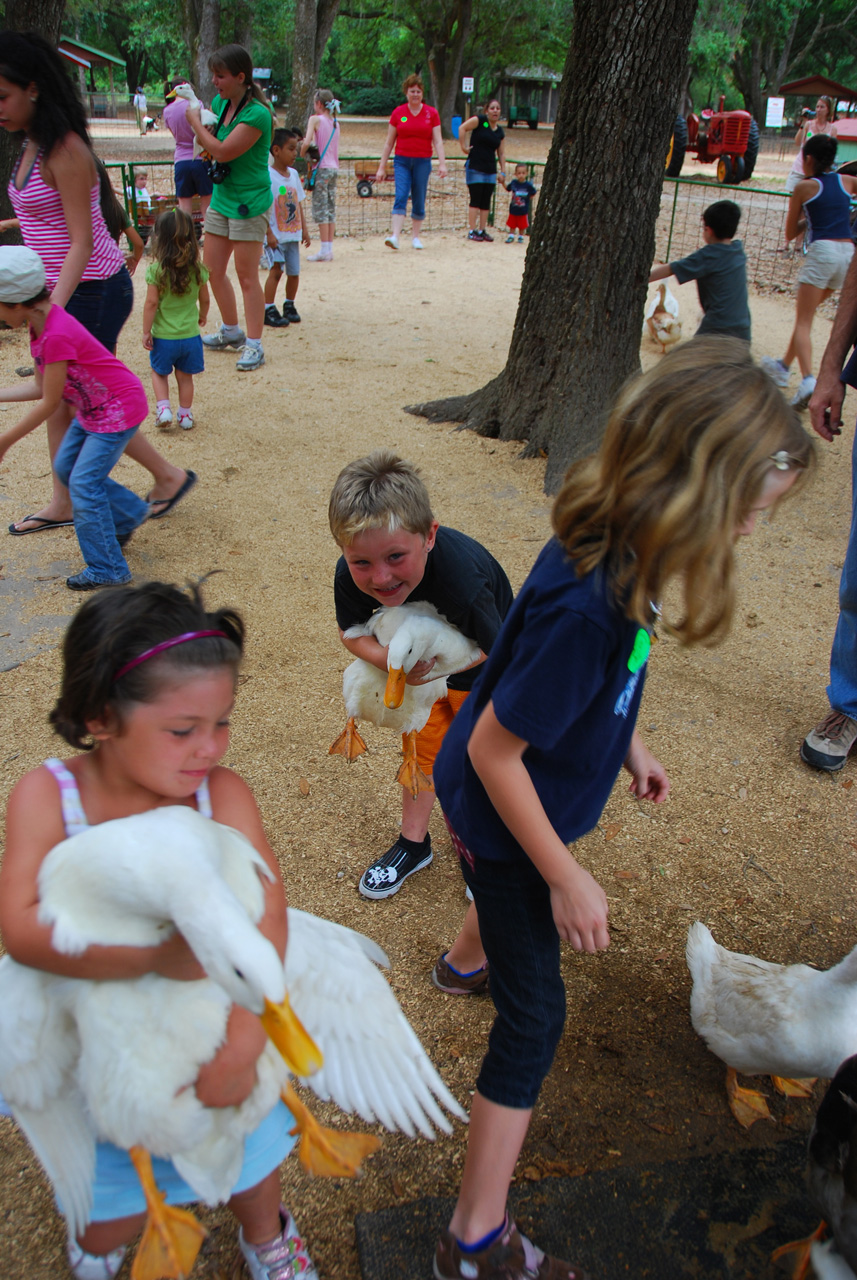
[467,700,610,952]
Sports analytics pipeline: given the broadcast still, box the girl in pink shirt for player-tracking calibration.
[0,247,152,590]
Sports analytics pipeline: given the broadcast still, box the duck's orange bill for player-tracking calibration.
[261,993,323,1077]
[384,666,407,709]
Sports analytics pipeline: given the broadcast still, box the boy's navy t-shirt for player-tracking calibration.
[334,525,513,692]
[434,538,649,860]
[669,240,751,341]
[508,178,537,218]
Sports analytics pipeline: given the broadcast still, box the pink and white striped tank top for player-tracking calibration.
[43,758,213,835]
[9,147,125,290]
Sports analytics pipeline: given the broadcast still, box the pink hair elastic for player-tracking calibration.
[113,630,229,682]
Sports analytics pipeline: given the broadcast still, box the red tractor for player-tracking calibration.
[666,96,760,184]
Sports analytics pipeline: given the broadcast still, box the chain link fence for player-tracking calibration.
[108,158,805,295]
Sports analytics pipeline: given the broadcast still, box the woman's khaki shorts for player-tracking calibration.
[203,206,271,242]
[798,238,854,289]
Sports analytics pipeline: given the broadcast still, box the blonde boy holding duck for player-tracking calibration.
[329,452,513,932]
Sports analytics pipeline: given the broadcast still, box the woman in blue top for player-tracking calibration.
[762,133,857,411]
[430,338,814,1280]
[185,45,274,373]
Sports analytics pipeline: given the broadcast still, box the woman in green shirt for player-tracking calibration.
[186,44,273,372]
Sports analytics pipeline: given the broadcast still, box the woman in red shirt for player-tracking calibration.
[375,74,447,251]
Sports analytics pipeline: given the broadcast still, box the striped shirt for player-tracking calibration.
[9,146,125,289]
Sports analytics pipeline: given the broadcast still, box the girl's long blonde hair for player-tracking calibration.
[151,209,202,297]
[551,337,815,647]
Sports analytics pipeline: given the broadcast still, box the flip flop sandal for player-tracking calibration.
[146,469,198,520]
[8,514,74,536]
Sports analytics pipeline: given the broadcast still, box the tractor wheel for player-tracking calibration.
[665,115,687,177]
[742,119,760,181]
[527,119,538,130]
[731,155,745,183]
[356,179,373,198]
[717,155,733,184]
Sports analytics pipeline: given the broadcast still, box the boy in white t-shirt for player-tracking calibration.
[263,129,312,328]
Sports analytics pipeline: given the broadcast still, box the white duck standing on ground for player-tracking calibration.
[686,921,857,1128]
[645,281,682,354]
[329,601,482,798]
[0,806,466,1280]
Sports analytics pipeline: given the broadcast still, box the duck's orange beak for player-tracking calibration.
[261,993,323,1077]
[384,666,407,709]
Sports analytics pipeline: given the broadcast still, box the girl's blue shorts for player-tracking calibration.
[150,334,204,376]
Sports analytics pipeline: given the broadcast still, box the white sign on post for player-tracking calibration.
[462,77,474,94]
[765,96,785,127]
[253,68,272,79]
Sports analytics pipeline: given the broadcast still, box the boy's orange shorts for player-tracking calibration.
[407,689,469,784]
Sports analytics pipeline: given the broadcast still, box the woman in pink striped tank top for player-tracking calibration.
[0,33,194,535]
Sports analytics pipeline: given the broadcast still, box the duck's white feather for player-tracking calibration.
[169,83,218,126]
[0,809,464,1236]
[687,921,857,1079]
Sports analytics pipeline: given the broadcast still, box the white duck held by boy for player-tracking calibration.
[645,281,682,354]
[686,920,857,1127]
[329,601,481,798]
[0,806,466,1279]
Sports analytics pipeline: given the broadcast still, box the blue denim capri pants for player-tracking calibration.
[65,267,134,355]
[460,849,566,1109]
[393,155,432,220]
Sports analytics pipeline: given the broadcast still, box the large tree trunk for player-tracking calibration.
[424,0,473,136]
[408,0,699,492]
[181,0,221,104]
[0,0,67,225]
[290,0,341,128]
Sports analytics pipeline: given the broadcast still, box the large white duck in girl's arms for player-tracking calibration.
[329,601,481,798]
[686,921,857,1128]
[0,807,466,1279]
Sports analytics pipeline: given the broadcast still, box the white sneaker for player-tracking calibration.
[306,249,331,261]
[760,355,790,387]
[384,234,399,250]
[238,1206,318,1280]
[154,406,173,427]
[791,375,816,410]
[67,1238,126,1280]
[177,410,194,430]
[412,237,424,250]
[236,344,265,371]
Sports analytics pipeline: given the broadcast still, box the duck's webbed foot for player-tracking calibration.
[770,1220,827,1280]
[771,1075,816,1098]
[128,1146,207,1280]
[329,717,368,761]
[726,1066,773,1128]
[397,730,433,800]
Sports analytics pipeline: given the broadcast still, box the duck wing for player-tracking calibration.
[285,909,467,1137]
[0,958,96,1236]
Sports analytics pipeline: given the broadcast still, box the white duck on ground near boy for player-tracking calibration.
[0,805,466,1280]
[329,600,481,798]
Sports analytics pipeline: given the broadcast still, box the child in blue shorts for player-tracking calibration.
[263,129,311,329]
[143,208,210,430]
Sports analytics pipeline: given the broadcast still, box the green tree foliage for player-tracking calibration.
[322,0,572,125]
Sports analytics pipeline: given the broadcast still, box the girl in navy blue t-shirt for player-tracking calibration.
[430,337,815,1280]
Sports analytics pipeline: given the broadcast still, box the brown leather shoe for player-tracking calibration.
[432,952,489,995]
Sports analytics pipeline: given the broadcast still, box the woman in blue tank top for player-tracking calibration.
[762,133,857,410]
